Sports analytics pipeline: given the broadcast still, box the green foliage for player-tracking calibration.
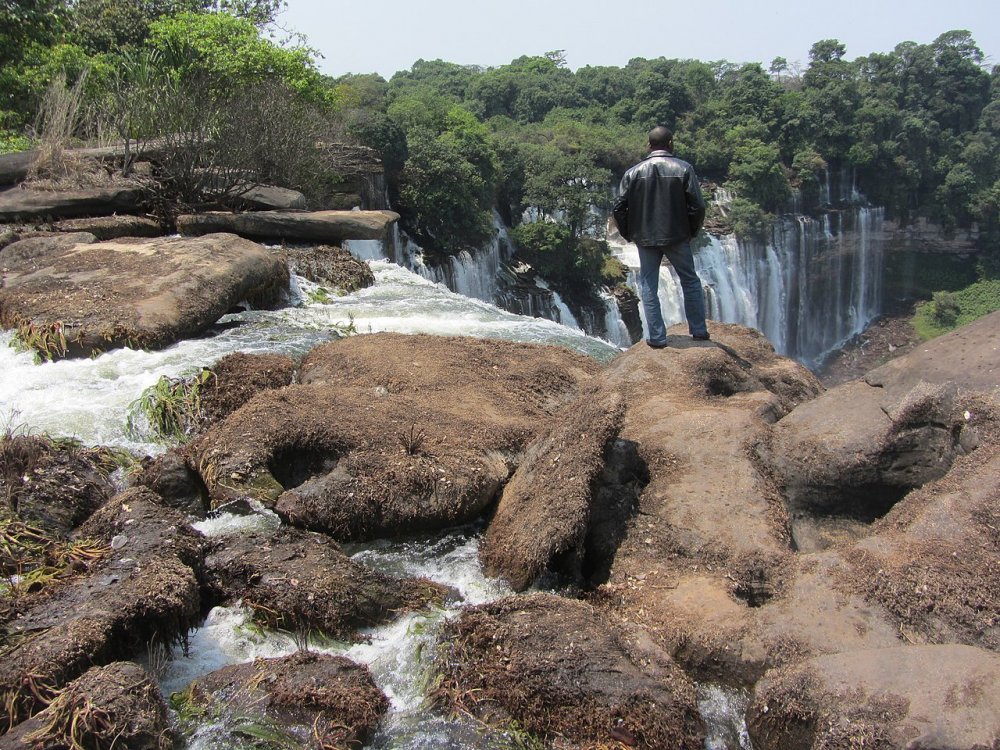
[397,126,495,255]
[726,197,773,240]
[510,222,607,291]
[913,278,1000,339]
[126,370,213,442]
[148,11,321,96]
[0,130,31,154]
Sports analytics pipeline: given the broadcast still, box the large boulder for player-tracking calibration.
[591,324,823,680]
[176,209,399,244]
[748,645,1000,750]
[0,662,171,750]
[837,404,1000,651]
[480,386,626,590]
[0,488,205,731]
[762,310,999,527]
[434,593,705,749]
[0,232,288,358]
[190,333,600,540]
[204,527,450,639]
[175,653,387,749]
[0,185,143,221]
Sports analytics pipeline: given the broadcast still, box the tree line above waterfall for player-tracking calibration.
[2,2,998,321]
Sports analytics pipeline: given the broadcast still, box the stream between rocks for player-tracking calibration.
[1,260,751,748]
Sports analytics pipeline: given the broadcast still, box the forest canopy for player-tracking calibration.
[2,3,998,295]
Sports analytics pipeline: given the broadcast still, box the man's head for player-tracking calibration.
[648,125,673,151]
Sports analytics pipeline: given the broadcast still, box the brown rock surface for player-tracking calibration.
[204,527,450,639]
[176,209,399,244]
[480,387,626,590]
[0,185,143,221]
[839,399,1000,651]
[592,323,823,680]
[748,645,1000,750]
[190,333,600,539]
[435,592,704,750]
[0,488,205,731]
[763,309,999,527]
[180,652,387,749]
[0,232,288,358]
[0,434,117,538]
[283,244,375,293]
[52,214,163,240]
[0,662,171,750]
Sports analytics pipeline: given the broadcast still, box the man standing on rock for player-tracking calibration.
[612,125,710,347]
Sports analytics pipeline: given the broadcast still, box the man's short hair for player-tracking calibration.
[648,125,673,150]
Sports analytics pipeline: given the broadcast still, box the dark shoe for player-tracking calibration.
[692,333,711,341]
[646,340,668,349]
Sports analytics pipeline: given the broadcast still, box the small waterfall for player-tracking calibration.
[533,276,580,329]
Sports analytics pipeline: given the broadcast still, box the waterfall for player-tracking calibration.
[611,205,887,368]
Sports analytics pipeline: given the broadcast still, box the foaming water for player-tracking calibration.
[699,684,753,750]
[158,525,513,748]
[0,262,617,454]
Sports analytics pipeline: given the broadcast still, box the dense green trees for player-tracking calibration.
[2,11,997,302]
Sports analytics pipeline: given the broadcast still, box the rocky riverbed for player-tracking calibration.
[1,199,999,748]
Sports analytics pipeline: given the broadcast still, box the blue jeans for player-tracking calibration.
[637,241,708,343]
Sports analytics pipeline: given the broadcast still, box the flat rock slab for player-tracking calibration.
[0,232,288,358]
[176,209,399,244]
[52,214,163,240]
[0,185,143,221]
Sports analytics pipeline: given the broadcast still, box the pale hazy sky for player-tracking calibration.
[277,0,1000,79]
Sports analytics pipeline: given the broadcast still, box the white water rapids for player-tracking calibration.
[2,256,750,747]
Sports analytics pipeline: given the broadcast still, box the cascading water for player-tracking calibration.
[611,205,887,368]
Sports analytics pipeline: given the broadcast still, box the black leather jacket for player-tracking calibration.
[612,150,705,247]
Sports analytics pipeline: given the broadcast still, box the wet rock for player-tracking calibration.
[0,661,171,750]
[0,434,116,537]
[0,488,205,730]
[435,593,704,749]
[132,450,208,517]
[176,652,387,749]
[52,214,163,240]
[748,645,1000,750]
[204,527,450,639]
[191,334,599,540]
[176,209,399,244]
[283,244,375,293]
[0,232,288,358]
[763,309,1000,524]
[0,185,144,221]
[480,387,626,590]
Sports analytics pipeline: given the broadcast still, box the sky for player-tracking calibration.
[277,0,1000,80]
